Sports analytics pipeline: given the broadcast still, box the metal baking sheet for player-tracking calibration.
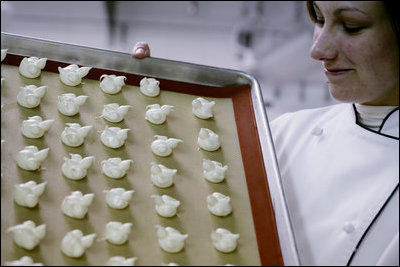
[1,32,299,266]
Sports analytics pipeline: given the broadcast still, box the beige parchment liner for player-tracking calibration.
[1,64,260,266]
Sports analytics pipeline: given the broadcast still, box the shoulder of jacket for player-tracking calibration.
[271,104,347,127]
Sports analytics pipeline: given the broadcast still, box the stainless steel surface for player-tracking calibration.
[1,31,299,266]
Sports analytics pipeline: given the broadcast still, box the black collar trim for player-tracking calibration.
[352,104,399,141]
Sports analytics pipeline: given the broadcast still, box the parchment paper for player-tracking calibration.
[1,64,260,266]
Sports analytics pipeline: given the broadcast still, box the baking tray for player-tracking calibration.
[1,32,299,266]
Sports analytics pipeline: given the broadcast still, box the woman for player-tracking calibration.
[269,2,398,265]
[132,2,399,265]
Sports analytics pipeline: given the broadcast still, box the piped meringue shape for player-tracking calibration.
[102,103,131,123]
[14,180,47,208]
[101,157,133,179]
[151,135,183,157]
[150,162,177,188]
[101,126,130,148]
[61,229,96,258]
[211,228,239,253]
[5,256,44,266]
[58,64,92,86]
[100,74,127,94]
[62,154,94,180]
[1,49,7,62]
[151,194,180,217]
[207,192,232,217]
[61,123,92,147]
[203,159,228,183]
[106,256,137,266]
[17,85,47,108]
[198,128,221,151]
[19,57,47,78]
[104,188,134,209]
[105,221,133,245]
[21,116,54,139]
[16,145,49,171]
[61,191,94,219]
[57,93,88,116]
[192,97,215,119]
[156,225,188,253]
[139,77,160,97]
[7,220,46,250]
[145,104,174,125]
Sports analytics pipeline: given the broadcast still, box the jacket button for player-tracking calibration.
[311,127,323,136]
[343,222,355,234]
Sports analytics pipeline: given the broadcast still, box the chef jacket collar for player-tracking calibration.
[353,104,399,140]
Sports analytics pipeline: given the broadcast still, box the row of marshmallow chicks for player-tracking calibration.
[2,51,240,264]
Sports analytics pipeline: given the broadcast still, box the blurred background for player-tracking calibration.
[1,1,339,120]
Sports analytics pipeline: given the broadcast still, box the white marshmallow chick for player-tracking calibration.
[1,49,7,62]
[198,128,221,151]
[101,103,131,123]
[203,159,228,183]
[17,85,47,108]
[192,97,215,119]
[16,145,49,171]
[139,77,160,97]
[61,191,94,219]
[62,154,94,180]
[14,180,47,208]
[19,57,47,78]
[4,256,44,266]
[60,229,96,258]
[61,123,92,147]
[7,220,46,250]
[101,158,133,179]
[151,135,183,157]
[211,228,240,253]
[106,256,137,266]
[21,116,54,139]
[150,162,177,188]
[57,93,88,116]
[156,225,188,253]
[207,192,232,217]
[100,126,130,149]
[104,221,133,245]
[58,64,92,86]
[151,194,180,217]
[100,74,127,94]
[145,104,174,125]
[104,188,134,209]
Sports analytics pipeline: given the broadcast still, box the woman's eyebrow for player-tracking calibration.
[313,2,369,17]
[334,7,369,16]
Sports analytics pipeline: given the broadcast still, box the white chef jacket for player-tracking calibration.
[270,103,399,266]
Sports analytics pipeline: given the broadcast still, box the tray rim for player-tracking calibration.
[1,31,299,266]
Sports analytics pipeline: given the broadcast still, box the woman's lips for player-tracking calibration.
[325,68,353,76]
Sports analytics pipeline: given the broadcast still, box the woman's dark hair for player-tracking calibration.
[306,1,399,44]
[382,1,399,44]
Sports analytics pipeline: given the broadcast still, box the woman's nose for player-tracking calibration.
[310,27,337,61]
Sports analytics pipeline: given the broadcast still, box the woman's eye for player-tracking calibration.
[315,16,325,25]
[343,25,365,33]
